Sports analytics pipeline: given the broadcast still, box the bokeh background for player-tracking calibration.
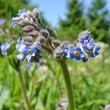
[0,0,110,110]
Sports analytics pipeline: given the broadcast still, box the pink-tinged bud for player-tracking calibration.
[14,17,23,23]
[37,36,45,44]
[18,20,30,26]
[40,29,49,40]
[33,8,39,18]
[21,12,27,18]
[52,40,61,47]
[22,25,35,32]
[27,30,39,37]
[47,28,57,38]
[27,10,33,18]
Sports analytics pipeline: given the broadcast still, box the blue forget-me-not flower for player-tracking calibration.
[68,47,84,62]
[17,8,26,16]
[0,42,11,52]
[12,17,16,28]
[80,35,94,49]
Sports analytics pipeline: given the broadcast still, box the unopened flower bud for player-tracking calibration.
[53,46,63,58]
[22,25,35,32]
[40,29,49,40]
[52,40,61,47]
[27,30,39,37]
[27,10,33,18]
[14,17,23,22]
[37,36,45,44]
[60,41,70,49]
[47,27,57,38]
[23,36,33,42]
[78,30,91,39]
[32,8,39,18]
[21,12,27,18]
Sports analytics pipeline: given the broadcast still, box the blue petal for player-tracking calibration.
[82,44,86,49]
[80,38,84,43]
[16,44,20,50]
[94,51,99,56]
[89,38,94,44]
[76,47,81,52]
[84,35,89,40]
[80,52,85,58]
[17,39,21,43]
[70,48,75,53]
[86,44,92,49]
[62,47,69,56]
[16,54,24,62]
[74,56,81,62]
[26,55,32,60]
[67,53,74,59]
[95,45,101,51]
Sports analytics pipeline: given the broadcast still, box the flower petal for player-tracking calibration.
[86,44,92,49]
[89,38,94,44]
[80,52,85,58]
[80,38,84,43]
[84,35,89,40]
[74,56,81,62]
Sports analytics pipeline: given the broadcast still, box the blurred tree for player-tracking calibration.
[86,0,110,43]
[59,0,85,40]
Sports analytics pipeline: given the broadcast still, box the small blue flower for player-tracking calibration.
[62,47,69,57]
[16,38,25,51]
[16,54,25,62]
[20,46,36,60]
[80,35,94,49]
[0,42,11,52]
[33,42,41,51]
[68,47,84,62]
[17,8,26,16]
[12,17,16,27]
[93,45,101,57]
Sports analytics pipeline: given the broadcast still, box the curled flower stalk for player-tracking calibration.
[12,8,101,110]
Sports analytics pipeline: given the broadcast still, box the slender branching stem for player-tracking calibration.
[18,72,31,110]
[58,59,75,110]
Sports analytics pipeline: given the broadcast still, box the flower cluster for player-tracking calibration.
[0,42,11,55]
[53,31,100,62]
[12,8,101,63]
[61,34,100,62]
[16,38,41,62]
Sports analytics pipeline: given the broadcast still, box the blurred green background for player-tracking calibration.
[0,0,110,110]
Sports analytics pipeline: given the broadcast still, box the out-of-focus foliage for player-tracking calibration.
[58,0,85,41]
[86,0,110,43]
[58,0,110,44]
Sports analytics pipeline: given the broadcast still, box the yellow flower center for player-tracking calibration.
[35,44,38,47]
[20,44,23,47]
[74,51,79,56]
[65,49,68,53]
[27,49,32,54]
[84,40,88,45]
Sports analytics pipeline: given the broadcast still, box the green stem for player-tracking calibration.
[18,72,31,110]
[58,59,75,110]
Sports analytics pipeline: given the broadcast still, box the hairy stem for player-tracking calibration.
[58,59,75,110]
[18,72,31,110]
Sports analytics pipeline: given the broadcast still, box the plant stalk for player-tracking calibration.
[18,72,31,110]
[58,59,75,110]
